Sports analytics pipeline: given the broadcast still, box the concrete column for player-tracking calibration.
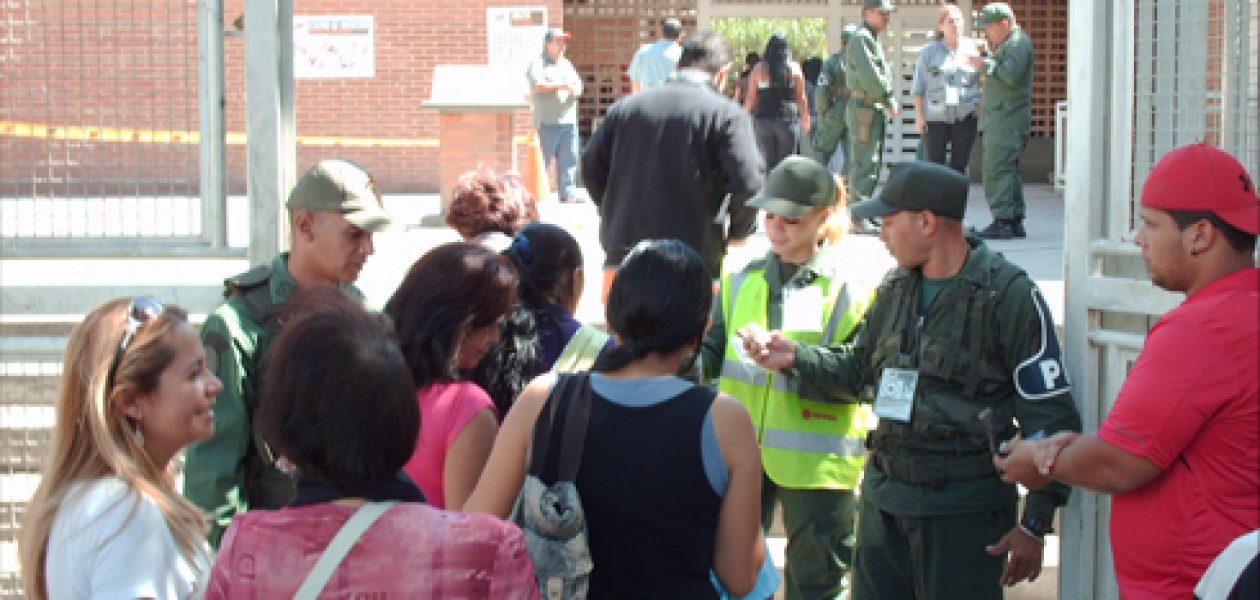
[432,110,523,210]
[244,0,296,264]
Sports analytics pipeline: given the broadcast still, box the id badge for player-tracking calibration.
[945,85,960,107]
[874,367,918,422]
[731,335,761,368]
[782,286,824,332]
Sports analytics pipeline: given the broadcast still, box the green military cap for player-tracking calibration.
[977,2,1015,26]
[863,0,895,12]
[850,161,968,221]
[841,24,860,41]
[287,158,393,232]
[748,156,838,218]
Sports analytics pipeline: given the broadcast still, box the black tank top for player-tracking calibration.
[576,384,721,599]
[753,73,799,120]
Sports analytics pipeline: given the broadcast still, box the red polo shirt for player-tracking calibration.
[1100,268,1259,599]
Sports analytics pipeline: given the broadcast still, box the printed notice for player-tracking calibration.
[294,15,374,79]
[487,6,548,74]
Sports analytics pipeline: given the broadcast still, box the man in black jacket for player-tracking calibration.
[582,31,765,291]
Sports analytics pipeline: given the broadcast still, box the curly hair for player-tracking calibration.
[445,166,539,241]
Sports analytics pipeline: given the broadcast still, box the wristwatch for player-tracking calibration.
[1020,513,1053,540]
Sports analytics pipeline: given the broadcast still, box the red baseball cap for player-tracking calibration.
[1141,143,1259,235]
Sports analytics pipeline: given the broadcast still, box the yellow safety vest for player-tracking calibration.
[717,258,873,490]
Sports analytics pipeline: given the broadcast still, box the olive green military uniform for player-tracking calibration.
[810,28,857,172]
[844,22,895,200]
[791,239,1079,598]
[183,253,366,547]
[788,161,1082,598]
[979,26,1034,221]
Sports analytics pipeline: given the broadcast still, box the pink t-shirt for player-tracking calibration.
[403,381,495,509]
[1100,268,1259,600]
[205,502,538,599]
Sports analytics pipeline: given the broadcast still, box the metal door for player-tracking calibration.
[1061,0,1257,597]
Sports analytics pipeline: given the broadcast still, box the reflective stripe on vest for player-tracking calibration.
[719,285,852,401]
[763,428,866,456]
[717,263,870,489]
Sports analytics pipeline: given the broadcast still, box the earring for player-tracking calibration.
[132,420,145,447]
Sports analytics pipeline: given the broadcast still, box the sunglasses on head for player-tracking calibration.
[105,297,166,390]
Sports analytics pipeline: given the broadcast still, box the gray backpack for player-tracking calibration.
[510,373,594,600]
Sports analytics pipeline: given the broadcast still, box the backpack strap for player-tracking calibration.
[553,324,611,373]
[556,373,592,482]
[527,373,593,483]
[294,500,399,600]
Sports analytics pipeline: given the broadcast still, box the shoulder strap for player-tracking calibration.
[224,264,277,324]
[556,373,592,482]
[527,373,593,482]
[553,325,611,373]
[294,501,399,600]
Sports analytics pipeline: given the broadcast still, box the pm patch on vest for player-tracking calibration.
[1014,288,1071,400]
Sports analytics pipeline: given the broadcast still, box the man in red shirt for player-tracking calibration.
[997,143,1259,599]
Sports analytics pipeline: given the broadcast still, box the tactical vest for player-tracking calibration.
[920,50,980,124]
[717,262,870,490]
[219,264,294,509]
[865,249,1024,477]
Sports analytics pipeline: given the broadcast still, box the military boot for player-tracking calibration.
[1012,218,1027,238]
[973,219,1022,240]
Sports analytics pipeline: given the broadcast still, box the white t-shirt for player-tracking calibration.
[45,477,210,600]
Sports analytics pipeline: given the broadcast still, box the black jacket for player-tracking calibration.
[582,69,765,277]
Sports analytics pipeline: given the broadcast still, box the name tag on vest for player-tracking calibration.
[874,368,917,422]
[783,286,824,332]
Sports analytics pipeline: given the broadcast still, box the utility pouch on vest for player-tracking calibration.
[810,122,845,155]
[852,105,877,144]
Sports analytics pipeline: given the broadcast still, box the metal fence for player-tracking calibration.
[0,0,225,256]
[0,2,220,596]
[1127,0,1257,232]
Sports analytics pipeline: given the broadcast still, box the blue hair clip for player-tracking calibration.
[508,233,533,266]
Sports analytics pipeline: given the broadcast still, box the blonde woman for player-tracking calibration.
[20,298,220,599]
[911,3,982,173]
[700,156,877,599]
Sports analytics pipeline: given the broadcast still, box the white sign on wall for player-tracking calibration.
[486,6,548,75]
[294,15,375,79]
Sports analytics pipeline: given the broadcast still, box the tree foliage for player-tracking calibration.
[712,17,830,73]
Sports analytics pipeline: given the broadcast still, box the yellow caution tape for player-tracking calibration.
[0,121,530,148]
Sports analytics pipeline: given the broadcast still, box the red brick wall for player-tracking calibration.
[0,0,562,196]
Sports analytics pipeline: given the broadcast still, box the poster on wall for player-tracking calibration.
[486,6,548,76]
[294,15,375,79]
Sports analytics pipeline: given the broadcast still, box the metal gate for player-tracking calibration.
[0,2,234,596]
[0,0,230,257]
[1061,0,1258,597]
